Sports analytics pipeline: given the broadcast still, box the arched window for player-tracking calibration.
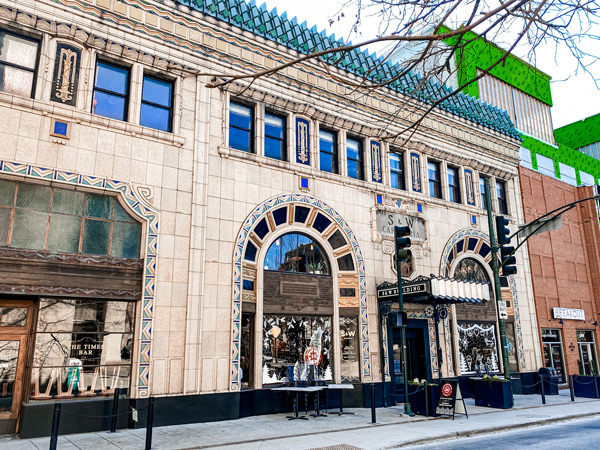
[453,257,490,284]
[264,233,330,275]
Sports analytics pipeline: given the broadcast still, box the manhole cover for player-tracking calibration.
[307,445,364,450]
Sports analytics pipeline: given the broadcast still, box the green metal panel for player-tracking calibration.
[554,113,600,150]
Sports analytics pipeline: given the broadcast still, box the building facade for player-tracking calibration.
[0,0,541,436]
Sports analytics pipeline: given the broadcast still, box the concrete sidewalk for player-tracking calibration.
[2,391,599,450]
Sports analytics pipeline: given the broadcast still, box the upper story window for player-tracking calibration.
[319,129,338,174]
[346,137,363,180]
[496,180,508,215]
[140,75,173,132]
[229,101,254,153]
[0,180,142,259]
[92,61,129,122]
[390,152,405,190]
[448,166,461,203]
[264,112,286,161]
[0,30,39,98]
[480,177,488,210]
[428,160,441,199]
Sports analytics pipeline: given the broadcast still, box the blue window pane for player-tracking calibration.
[230,103,252,129]
[347,161,359,179]
[82,219,110,255]
[140,103,171,132]
[85,194,112,219]
[346,139,360,160]
[230,127,250,152]
[95,62,128,95]
[390,154,400,170]
[265,113,284,139]
[114,201,135,222]
[112,221,141,258]
[265,137,284,160]
[142,77,172,107]
[320,152,333,173]
[391,173,400,189]
[93,91,126,121]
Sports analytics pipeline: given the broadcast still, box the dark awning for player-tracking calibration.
[377,275,490,305]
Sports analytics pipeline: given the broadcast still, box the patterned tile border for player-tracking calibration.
[231,194,370,390]
[0,159,159,396]
[439,228,526,373]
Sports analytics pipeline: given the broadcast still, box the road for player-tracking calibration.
[401,416,599,450]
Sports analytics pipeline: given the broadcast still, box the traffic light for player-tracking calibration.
[495,215,517,275]
[389,311,408,327]
[495,215,511,246]
[395,226,412,261]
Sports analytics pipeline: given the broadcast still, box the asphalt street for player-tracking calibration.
[401,416,600,450]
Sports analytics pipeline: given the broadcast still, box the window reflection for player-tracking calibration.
[264,233,330,275]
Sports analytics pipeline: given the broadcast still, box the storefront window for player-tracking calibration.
[541,328,565,382]
[262,315,332,385]
[31,298,134,400]
[264,233,330,275]
[458,322,500,374]
[340,317,359,382]
[577,330,598,376]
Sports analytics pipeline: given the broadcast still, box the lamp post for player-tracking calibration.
[395,226,414,416]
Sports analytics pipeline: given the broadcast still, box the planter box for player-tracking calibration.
[473,379,513,409]
[573,376,600,398]
[510,372,538,395]
[408,384,439,417]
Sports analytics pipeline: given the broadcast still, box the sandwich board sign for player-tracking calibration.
[435,379,468,420]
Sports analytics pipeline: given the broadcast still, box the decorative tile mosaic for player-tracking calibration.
[0,159,159,397]
[231,194,370,390]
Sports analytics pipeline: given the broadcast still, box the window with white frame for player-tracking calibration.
[0,29,39,98]
[229,101,254,153]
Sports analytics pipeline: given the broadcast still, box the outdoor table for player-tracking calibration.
[327,383,355,415]
[272,386,326,420]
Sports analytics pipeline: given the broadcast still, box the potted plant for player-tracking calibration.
[473,375,513,409]
[572,360,600,398]
[407,379,439,417]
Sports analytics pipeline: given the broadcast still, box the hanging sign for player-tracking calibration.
[435,379,468,420]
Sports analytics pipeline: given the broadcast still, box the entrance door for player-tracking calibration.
[392,320,429,398]
[0,301,33,434]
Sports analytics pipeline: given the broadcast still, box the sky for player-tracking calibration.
[261,0,600,130]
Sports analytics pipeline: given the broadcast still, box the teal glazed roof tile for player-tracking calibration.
[179,0,520,139]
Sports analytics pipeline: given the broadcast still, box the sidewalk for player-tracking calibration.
[2,391,599,450]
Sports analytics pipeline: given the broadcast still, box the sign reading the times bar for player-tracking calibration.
[553,307,585,321]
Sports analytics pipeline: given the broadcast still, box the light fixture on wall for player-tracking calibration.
[558,319,564,325]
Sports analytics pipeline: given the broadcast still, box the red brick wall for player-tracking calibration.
[520,167,600,376]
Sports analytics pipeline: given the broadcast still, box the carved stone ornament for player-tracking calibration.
[50,43,81,106]
[464,169,475,206]
[382,239,395,255]
[410,153,422,193]
[371,141,382,183]
[296,118,310,165]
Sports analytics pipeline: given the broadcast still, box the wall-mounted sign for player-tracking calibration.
[375,210,426,241]
[553,307,585,321]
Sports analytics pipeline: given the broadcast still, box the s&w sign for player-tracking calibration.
[375,210,426,241]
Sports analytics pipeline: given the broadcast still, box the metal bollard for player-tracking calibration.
[569,375,575,402]
[145,397,155,450]
[111,388,121,433]
[370,383,376,423]
[540,376,546,405]
[49,403,61,450]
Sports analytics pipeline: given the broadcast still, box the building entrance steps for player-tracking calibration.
[1,391,599,450]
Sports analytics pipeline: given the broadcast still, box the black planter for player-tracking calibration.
[408,384,439,417]
[473,379,513,409]
[573,376,600,398]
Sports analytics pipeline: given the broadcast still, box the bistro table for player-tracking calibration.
[272,386,326,420]
[327,383,355,415]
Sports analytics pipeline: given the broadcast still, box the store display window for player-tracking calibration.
[541,328,565,383]
[577,330,599,376]
[339,317,359,382]
[31,298,134,400]
[458,322,500,374]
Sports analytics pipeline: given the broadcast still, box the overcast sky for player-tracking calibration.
[262,0,600,130]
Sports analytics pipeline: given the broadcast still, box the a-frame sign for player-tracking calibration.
[435,379,468,420]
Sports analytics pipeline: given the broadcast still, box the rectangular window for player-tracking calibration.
[140,75,173,132]
[346,137,363,180]
[448,166,461,203]
[541,328,565,383]
[319,129,338,174]
[229,101,254,153]
[0,30,39,98]
[92,61,129,121]
[390,152,405,190]
[480,177,488,210]
[496,180,508,215]
[577,330,598,376]
[428,160,441,199]
[264,112,286,160]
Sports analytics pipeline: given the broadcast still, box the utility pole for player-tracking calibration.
[483,177,511,379]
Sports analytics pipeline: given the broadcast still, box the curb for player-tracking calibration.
[389,411,600,448]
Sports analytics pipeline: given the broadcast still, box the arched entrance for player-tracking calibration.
[440,228,526,376]
[230,194,371,391]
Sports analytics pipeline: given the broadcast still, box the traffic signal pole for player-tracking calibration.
[483,177,511,380]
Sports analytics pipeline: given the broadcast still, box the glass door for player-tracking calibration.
[0,300,33,432]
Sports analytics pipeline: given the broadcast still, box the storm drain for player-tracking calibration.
[307,445,364,450]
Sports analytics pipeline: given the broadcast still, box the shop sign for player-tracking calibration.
[553,307,585,321]
[375,211,426,241]
[435,379,468,419]
[377,282,429,299]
